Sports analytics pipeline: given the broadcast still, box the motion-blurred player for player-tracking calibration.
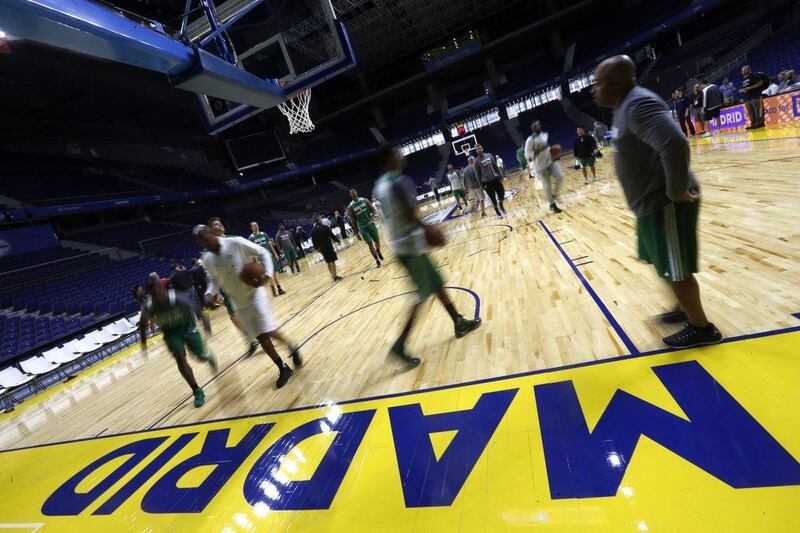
[207,217,259,357]
[138,273,218,408]
[525,120,565,213]
[195,225,302,388]
[249,221,286,296]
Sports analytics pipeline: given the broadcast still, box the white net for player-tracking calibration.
[278,88,314,134]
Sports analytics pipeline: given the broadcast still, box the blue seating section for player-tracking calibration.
[0,247,85,274]
[69,221,189,252]
[0,312,99,362]
[718,35,800,89]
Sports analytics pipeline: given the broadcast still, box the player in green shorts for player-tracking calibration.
[138,274,218,408]
[275,224,301,274]
[348,188,384,268]
[249,221,286,296]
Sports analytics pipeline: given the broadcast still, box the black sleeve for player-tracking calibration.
[327,226,340,243]
[573,139,580,155]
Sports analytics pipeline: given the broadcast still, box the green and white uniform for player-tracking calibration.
[249,231,279,270]
[146,290,208,357]
[349,197,380,243]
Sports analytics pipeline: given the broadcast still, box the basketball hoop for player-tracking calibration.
[278,88,314,134]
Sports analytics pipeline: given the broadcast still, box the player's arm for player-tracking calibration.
[327,225,340,244]
[628,97,692,202]
[203,261,221,306]
[175,292,211,333]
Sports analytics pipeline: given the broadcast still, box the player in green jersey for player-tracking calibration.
[249,221,286,296]
[138,273,218,408]
[348,188,384,268]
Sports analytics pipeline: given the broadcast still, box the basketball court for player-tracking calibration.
[1,0,800,530]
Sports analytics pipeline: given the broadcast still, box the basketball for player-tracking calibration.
[424,225,447,247]
[550,144,562,159]
[240,261,266,287]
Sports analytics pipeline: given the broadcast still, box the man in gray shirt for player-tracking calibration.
[463,156,485,217]
[373,145,481,365]
[474,145,506,218]
[593,54,722,349]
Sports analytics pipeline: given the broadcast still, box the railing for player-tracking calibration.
[699,24,771,82]
[137,229,193,256]
[0,248,122,290]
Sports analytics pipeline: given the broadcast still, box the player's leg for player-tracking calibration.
[538,170,557,212]
[590,162,597,181]
[265,329,303,369]
[165,333,205,407]
[290,248,301,273]
[363,229,381,267]
[185,329,218,373]
[550,164,565,212]
[581,163,589,184]
[224,293,258,357]
[238,302,296,388]
[483,183,502,217]
[495,178,506,213]
[368,224,384,260]
[636,202,721,348]
[331,260,341,281]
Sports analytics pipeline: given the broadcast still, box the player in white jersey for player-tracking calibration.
[195,225,302,388]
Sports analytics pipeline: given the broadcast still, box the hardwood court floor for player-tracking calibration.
[1,128,798,450]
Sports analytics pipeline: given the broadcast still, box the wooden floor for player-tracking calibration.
[1,128,799,450]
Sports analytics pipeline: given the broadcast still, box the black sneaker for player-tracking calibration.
[481,213,487,218]
[455,316,482,338]
[271,286,278,297]
[663,323,723,348]
[245,340,258,358]
[290,346,303,367]
[550,203,562,214]
[390,345,421,367]
[276,364,294,388]
[334,276,343,282]
[278,287,286,295]
[377,251,385,261]
[376,260,382,268]
[655,308,688,325]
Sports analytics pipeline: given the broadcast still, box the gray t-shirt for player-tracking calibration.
[475,153,501,182]
[612,85,698,217]
[275,229,295,250]
[463,164,481,190]
[373,171,426,256]
[446,170,464,190]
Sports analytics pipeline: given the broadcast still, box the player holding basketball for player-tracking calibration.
[138,273,218,408]
[525,120,564,213]
[593,54,722,348]
[373,145,481,365]
[195,225,302,388]
[208,217,258,358]
[249,221,286,296]
[348,188,384,268]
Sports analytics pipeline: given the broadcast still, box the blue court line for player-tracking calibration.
[5,323,798,455]
[792,313,800,320]
[539,220,640,354]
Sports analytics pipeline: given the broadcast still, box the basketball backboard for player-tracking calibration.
[183,0,355,134]
[452,134,478,157]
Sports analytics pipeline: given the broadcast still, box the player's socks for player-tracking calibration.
[276,364,294,388]
[245,340,258,358]
[193,388,205,408]
[290,346,303,367]
[455,316,482,338]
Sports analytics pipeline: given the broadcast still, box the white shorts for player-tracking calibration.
[235,297,277,337]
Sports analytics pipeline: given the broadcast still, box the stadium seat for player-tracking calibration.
[19,356,60,376]
[0,366,34,388]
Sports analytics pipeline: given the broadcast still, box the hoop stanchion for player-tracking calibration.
[278,88,314,134]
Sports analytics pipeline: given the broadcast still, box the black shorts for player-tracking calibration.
[705,107,721,120]
[322,250,338,264]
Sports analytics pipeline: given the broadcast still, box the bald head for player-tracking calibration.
[592,55,637,109]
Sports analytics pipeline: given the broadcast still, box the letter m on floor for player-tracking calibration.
[534,360,800,499]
